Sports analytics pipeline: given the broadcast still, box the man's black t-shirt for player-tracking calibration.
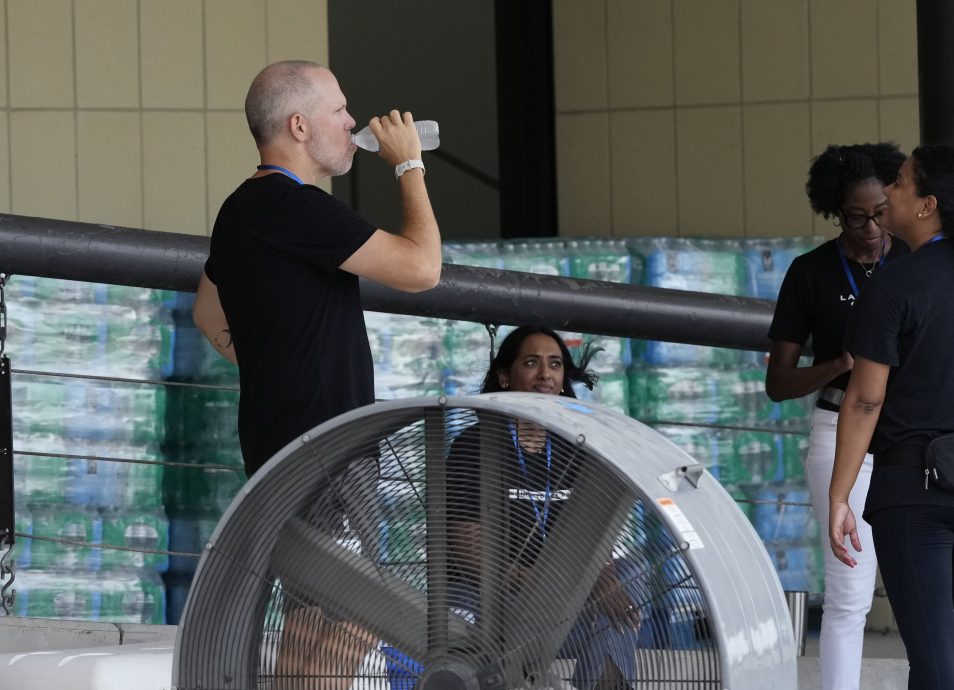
[768,238,909,395]
[446,422,579,568]
[206,174,376,475]
[845,239,954,516]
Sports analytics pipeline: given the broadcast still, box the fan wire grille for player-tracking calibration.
[180,405,722,689]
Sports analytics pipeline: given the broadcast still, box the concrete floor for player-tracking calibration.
[798,629,908,690]
[0,616,912,689]
[804,629,907,660]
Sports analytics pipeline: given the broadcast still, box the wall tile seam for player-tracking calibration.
[555,93,919,117]
[200,0,209,238]
[3,0,11,209]
[263,0,270,63]
[582,94,923,114]
[874,0,882,136]
[603,0,615,237]
[0,107,246,113]
[71,0,80,221]
[137,0,144,229]
[806,0,815,160]
[669,0,680,236]
[736,0,748,237]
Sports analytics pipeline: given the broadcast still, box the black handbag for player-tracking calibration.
[925,433,954,491]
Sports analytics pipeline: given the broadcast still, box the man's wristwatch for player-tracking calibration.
[395,159,426,179]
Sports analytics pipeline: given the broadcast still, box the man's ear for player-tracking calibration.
[288,113,308,142]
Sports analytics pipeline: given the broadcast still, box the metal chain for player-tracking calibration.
[0,529,14,615]
[0,273,13,613]
[0,273,7,356]
[484,323,498,367]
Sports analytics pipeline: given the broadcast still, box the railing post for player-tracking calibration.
[0,273,15,615]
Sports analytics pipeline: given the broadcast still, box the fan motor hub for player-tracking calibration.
[418,659,479,690]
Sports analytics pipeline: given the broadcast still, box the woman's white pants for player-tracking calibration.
[804,407,877,690]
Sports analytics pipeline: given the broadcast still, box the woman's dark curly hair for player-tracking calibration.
[480,325,599,397]
[806,142,906,218]
[911,145,954,233]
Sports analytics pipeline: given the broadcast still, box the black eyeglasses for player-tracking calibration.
[840,209,885,230]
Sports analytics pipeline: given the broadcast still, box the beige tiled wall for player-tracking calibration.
[0,0,329,235]
[554,0,921,238]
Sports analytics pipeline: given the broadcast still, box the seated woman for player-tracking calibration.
[447,325,641,690]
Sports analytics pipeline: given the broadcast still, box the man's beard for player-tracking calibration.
[307,124,353,177]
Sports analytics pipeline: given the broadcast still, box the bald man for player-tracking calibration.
[193,60,441,477]
[193,60,440,689]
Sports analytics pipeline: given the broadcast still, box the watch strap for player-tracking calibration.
[394,159,426,179]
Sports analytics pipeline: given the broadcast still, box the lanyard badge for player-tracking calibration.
[508,420,552,542]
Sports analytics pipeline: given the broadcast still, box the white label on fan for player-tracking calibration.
[656,497,705,550]
[508,488,571,501]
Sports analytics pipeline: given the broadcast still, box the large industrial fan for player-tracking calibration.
[173,394,796,689]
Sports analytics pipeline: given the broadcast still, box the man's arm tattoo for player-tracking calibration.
[213,328,233,350]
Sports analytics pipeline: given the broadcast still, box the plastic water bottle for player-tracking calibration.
[28,505,102,571]
[15,451,70,505]
[15,569,101,620]
[351,120,440,152]
[99,570,166,624]
[100,507,169,572]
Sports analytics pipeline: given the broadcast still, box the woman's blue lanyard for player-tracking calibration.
[835,238,884,299]
[508,420,552,543]
[928,234,947,245]
[256,164,304,185]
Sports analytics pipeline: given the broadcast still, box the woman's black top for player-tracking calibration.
[768,238,908,411]
[446,421,580,569]
[846,239,954,517]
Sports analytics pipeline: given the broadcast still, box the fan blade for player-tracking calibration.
[477,421,509,655]
[425,408,450,653]
[499,463,636,686]
[272,517,476,663]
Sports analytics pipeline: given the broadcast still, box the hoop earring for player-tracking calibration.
[832,216,842,228]
[501,381,509,389]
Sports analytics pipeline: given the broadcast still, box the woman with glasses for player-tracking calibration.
[830,145,954,689]
[764,142,907,690]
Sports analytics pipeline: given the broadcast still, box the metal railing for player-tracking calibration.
[0,214,776,351]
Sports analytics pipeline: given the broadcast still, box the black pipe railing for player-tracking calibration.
[0,214,775,353]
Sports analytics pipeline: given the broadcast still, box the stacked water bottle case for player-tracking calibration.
[162,293,245,624]
[7,279,174,623]
[629,237,822,594]
[5,235,825,627]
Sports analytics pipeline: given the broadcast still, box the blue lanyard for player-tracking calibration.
[508,420,552,543]
[928,234,947,244]
[835,238,884,298]
[256,164,304,185]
